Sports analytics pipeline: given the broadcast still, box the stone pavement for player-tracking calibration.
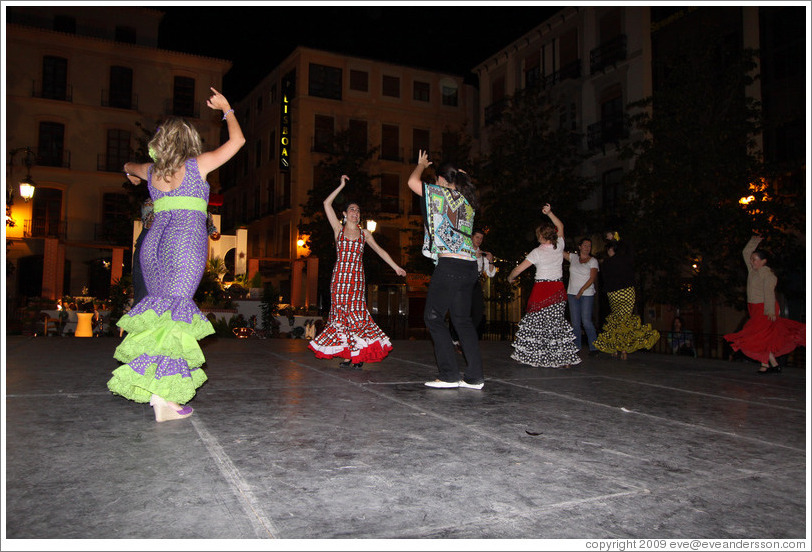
[3,334,808,543]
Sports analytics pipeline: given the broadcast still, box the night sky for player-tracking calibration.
[156,4,562,101]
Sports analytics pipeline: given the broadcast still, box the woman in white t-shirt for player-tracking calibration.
[563,238,600,356]
[507,204,581,369]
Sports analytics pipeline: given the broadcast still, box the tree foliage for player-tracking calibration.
[619,34,803,311]
[475,86,596,284]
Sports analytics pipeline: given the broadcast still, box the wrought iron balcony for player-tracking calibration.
[544,60,582,87]
[24,218,67,239]
[97,154,130,173]
[163,99,200,118]
[586,114,629,151]
[31,80,73,102]
[379,147,404,163]
[484,98,509,126]
[35,148,71,168]
[101,90,138,110]
[590,34,628,74]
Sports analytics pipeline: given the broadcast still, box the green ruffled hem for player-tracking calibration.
[107,364,208,404]
[594,313,660,354]
[114,319,212,367]
[118,309,214,341]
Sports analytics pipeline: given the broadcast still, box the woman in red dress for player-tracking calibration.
[724,235,806,373]
[308,175,407,369]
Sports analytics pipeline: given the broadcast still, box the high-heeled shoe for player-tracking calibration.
[757,364,782,374]
[150,394,193,422]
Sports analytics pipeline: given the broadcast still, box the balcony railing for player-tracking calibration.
[379,147,404,163]
[544,59,582,87]
[24,219,67,239]
[163,99,200,118]
[590,34,628,74]
[35,148,71,168]
[97,154,129,173]
[484,98,509,126]
[31,80,73,102]
[586,114,629,151]
[101,90,138,110]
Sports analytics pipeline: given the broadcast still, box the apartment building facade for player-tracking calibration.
[5,6,232,308]
[222,46,472,317]
[470,5,802,340]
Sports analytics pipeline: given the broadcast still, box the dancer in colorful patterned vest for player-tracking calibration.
[408,150,485,389]
[108,87,245,422]
[308,175,407,369]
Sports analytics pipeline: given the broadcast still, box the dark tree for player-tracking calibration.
[618,34,802,317]
[476,86,596,267]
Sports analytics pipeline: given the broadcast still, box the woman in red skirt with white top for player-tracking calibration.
[308,175,407,369]
[507,204,581,369]
[724,235,805,373]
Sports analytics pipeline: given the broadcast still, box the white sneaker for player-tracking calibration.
[458,380,484,390]
[424,379,460,388]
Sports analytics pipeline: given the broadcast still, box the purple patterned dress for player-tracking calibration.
[108,158,214,404]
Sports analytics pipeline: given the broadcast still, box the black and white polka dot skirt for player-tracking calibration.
[511,280,582,368]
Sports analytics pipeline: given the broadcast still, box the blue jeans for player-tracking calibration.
[568,294,598,351]
[424,257,483,384]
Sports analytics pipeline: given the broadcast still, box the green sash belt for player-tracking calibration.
[153,196,207,213]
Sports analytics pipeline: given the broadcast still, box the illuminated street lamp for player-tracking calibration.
[8,147,37,203]
[366,219,377,233]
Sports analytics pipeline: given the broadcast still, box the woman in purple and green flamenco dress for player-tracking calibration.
[108,87,245,422]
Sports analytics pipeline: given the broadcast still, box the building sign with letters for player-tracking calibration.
[279,71,294,171]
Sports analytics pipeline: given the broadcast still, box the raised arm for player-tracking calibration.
[324,175,348,238]
[542,203,564,239]
[123,161,151,183]
[407,149,432,196]
[196,87,246,178]
[364,230,407,276]
[742,235,763,271]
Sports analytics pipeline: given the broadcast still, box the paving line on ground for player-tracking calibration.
[588,374,806,412]
[190,415,280,539]
[489,377,806,453]
[384,460,808,539]
[267,353,657,492]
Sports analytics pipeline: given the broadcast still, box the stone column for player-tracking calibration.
[41,237,59,300]
[306,256,319,309]
[111,247,124,286]
[291,259,304,308]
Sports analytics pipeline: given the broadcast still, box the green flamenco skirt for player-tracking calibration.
[108,297,214,405]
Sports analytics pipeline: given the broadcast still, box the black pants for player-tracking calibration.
[424,257,483,384]
[449,280,485,341]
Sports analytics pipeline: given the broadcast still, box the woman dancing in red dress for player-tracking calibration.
[308,175,407,369]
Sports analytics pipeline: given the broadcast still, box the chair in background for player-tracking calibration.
[40,312,61,336]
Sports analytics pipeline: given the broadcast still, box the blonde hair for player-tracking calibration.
[535,222,559,248]
[148,117,203,182]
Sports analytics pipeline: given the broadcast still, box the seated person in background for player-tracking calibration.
[668,316,696,357]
